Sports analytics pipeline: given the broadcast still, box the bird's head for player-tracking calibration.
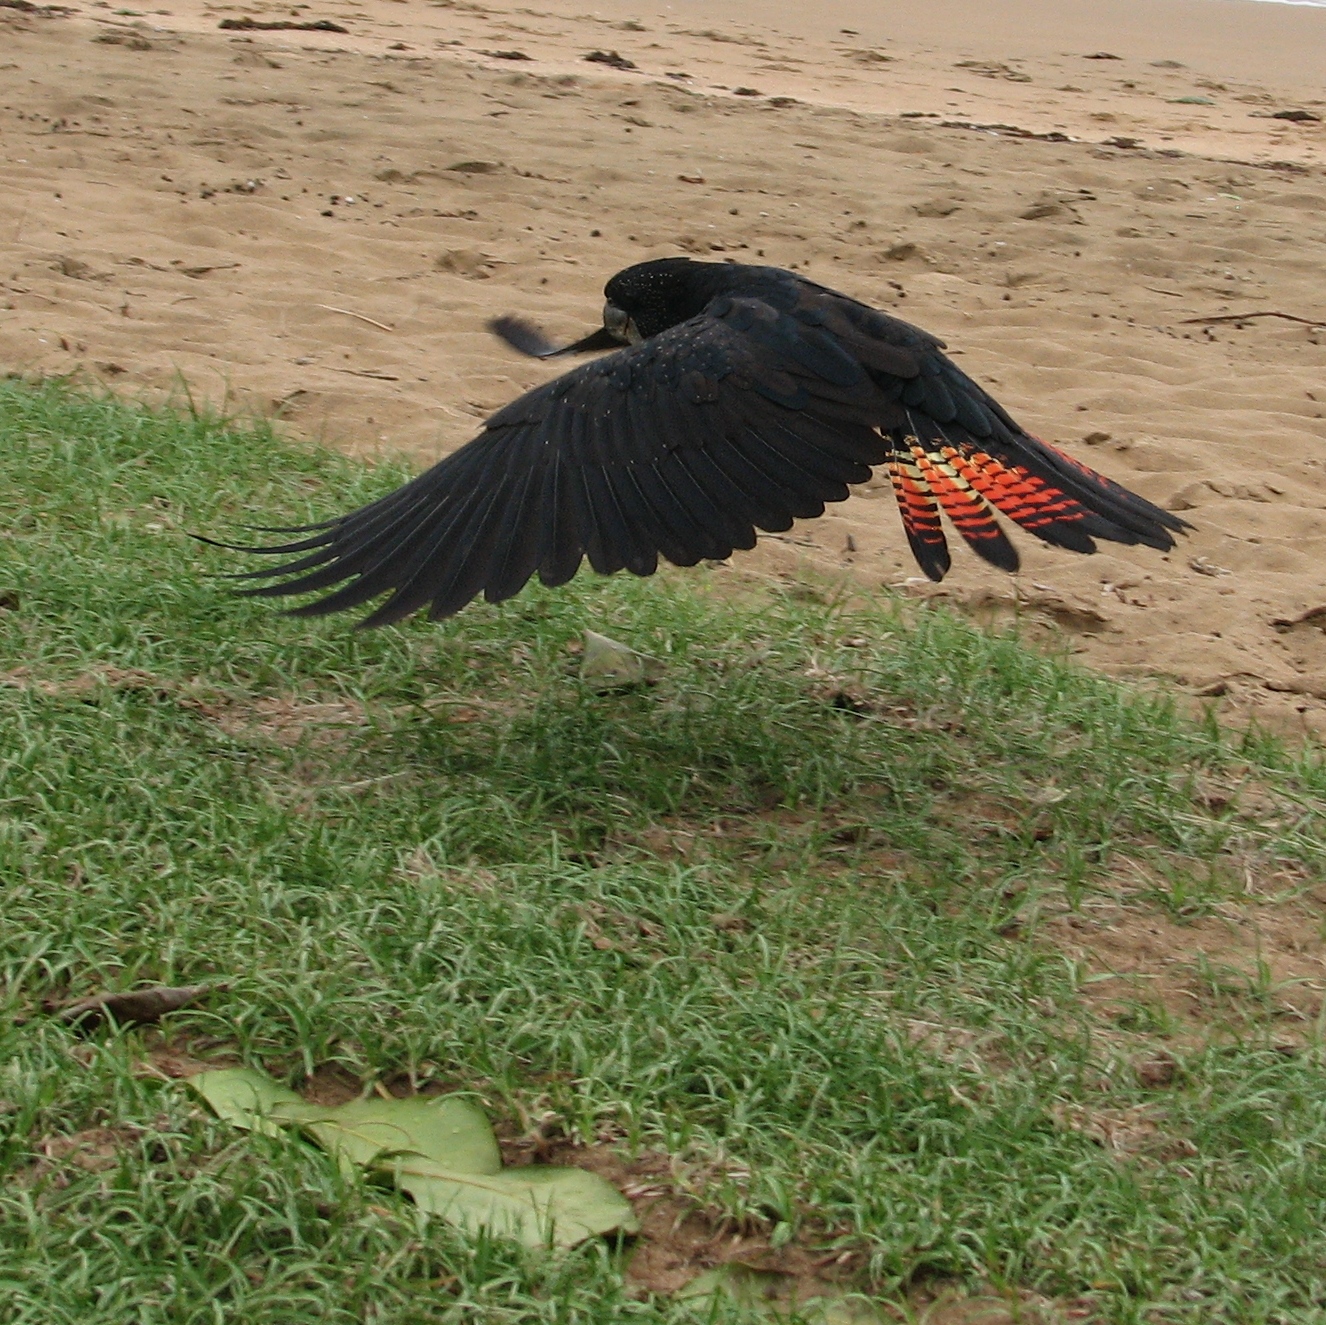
[489,258,731,360]
[602,258,722,341]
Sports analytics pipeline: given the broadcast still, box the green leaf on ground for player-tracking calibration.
[186,1068,633,1246]
[580,629,666,689]
[306,1096,499,1172]
[189,1071,496,1169]
[189,1067,313,1137]
[394,1156,639,1248]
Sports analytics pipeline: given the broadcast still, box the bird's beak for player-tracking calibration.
[604,302,643,345]
[603,303,630,341]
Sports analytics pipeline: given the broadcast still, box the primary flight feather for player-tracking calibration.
[226,258,1187,626]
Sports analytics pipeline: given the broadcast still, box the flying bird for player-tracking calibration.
[226,259,1186,626]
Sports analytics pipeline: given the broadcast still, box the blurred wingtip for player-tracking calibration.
[488,315,624,359]
[487,315,562,358]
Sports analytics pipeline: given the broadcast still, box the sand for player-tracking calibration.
[1,0,1324,732]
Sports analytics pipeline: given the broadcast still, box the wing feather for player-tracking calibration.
[734,425,853,506]
[600,465,665,575]
[579,463,632,576]
[482,455,548,603]
[535,456,585,589]
[654,450,756,553]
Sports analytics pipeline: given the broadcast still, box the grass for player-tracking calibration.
[1,377,1325,1323]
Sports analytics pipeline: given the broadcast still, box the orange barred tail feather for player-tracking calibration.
[1032,435,1183,545]
[952,445,1099,550]
[885,426,1186,581]
[887,448,951,581]
[909,443,1021,572]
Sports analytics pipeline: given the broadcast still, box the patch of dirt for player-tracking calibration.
[600,798,914,872]
[21,1118,174,1188]
[0,664,172,700]
[192,693,369,746]
[141,1043,231,1081]
[1051,1100,1198,1162]
[36,1124,144,1173]
[496,1131,865,1297]
[900,1017,1002,1073]
[907,1291,1081,1324]
[497,1123,1078,1318]
[559,1137,1089,1321]
[564,901,669,955]
[913,584,1115,640]
[296,1062,366,1107]
[1042,872,1326,1046]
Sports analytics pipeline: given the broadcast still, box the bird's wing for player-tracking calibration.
[227,296,892,625]
[784,287,1188,581]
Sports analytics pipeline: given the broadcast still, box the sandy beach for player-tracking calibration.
[1,0,1323,731]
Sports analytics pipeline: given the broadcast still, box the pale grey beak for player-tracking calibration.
[603,303,642,344]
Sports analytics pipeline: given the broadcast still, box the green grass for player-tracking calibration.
[1,377,1325,1323]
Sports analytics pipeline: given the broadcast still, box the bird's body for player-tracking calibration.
[230,259,1186,625]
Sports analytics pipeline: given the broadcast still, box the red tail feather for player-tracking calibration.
[910,445,1019,569]
[946,446,1090,533]
[888,448,950,580]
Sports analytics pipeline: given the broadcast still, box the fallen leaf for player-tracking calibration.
[308,1097,500,1172]
[1271,605,1326,632]
[580,630,665,689]
[187,1067,635,1246]
[913,197,962,217]
[218,16,348,32]
[190,1068,498,1169]
[584,49,637,70]
[189,1066,312,1137]
[394,1157,638,1247]
[1019,199,1066,220]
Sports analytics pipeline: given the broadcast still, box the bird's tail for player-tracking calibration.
[886,420,1187,582]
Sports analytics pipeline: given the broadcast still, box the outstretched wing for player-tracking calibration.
[228,295,891,626]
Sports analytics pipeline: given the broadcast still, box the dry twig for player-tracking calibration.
[316,304,395,332]
[1179,311,1323,327]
